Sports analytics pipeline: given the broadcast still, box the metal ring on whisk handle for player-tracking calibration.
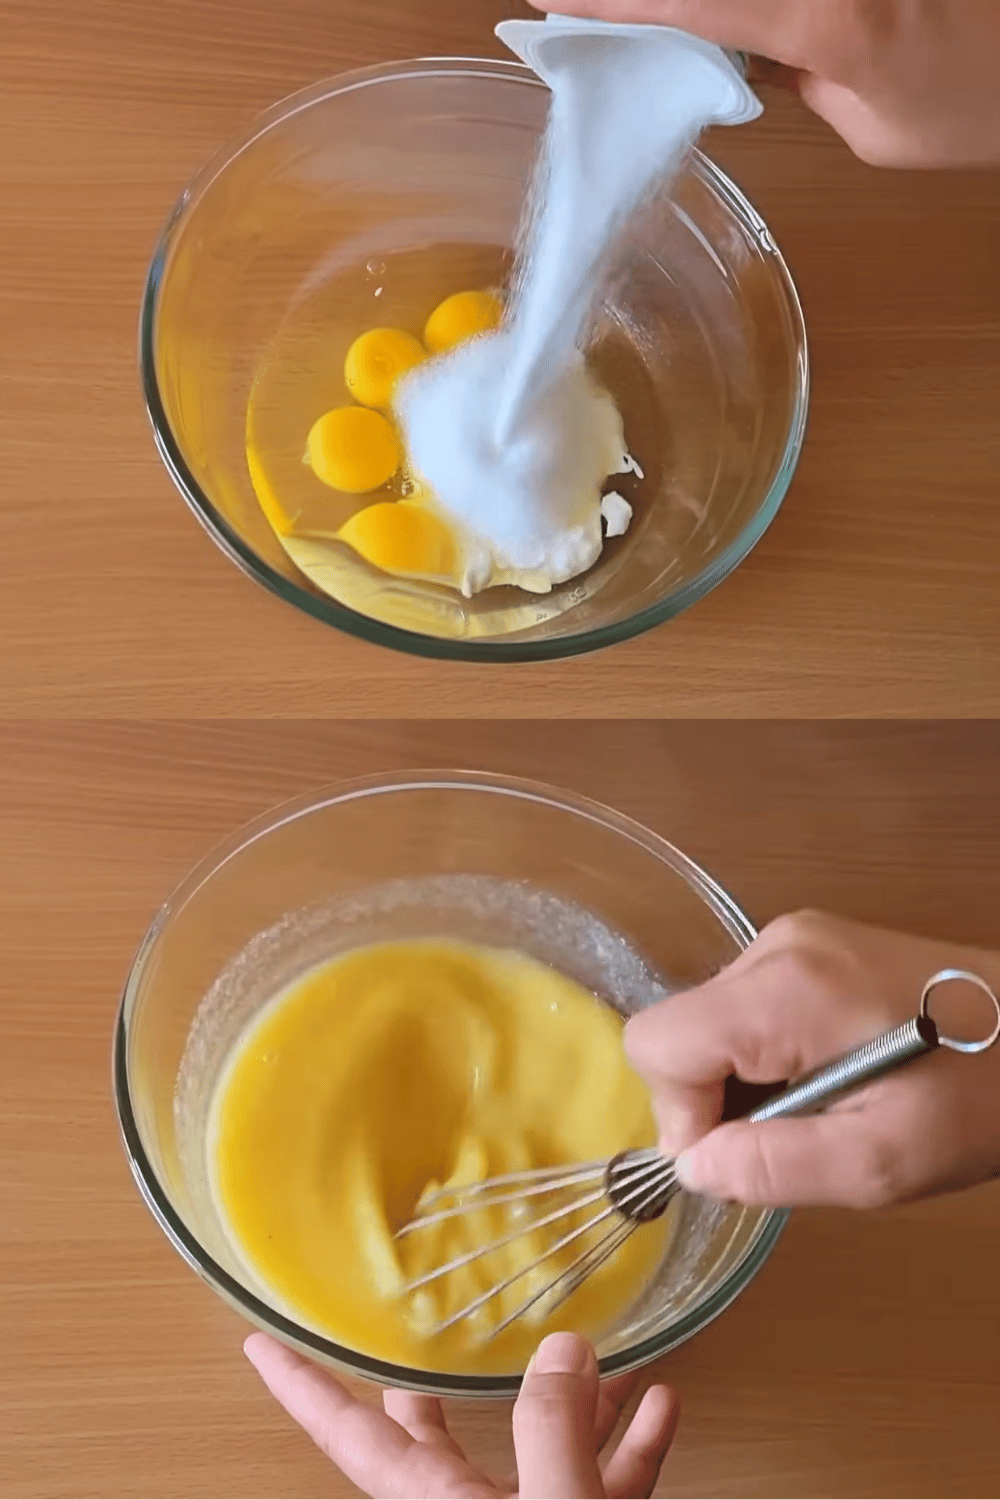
[919,968,1000,1053]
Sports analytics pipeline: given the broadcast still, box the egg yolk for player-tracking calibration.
[306,406,402,494]
[210,940,668,1376]
[337,499,458,581]
[344,327,426,409]
[424,289,503,354]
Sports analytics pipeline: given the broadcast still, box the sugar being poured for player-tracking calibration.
[396,20,759,596]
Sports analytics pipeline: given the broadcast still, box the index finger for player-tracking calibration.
[623,947,896,1090]
[243,1335,483,1500]
[536,0,810,67]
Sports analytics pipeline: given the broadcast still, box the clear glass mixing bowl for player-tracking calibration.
[113,771,788,1398]
[141,58,808,661]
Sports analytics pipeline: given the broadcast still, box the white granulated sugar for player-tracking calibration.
[395,17,759,596]
[398,334,635,596]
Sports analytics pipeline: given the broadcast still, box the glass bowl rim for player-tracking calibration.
[138,55,809,664]
[112,768,789,1398]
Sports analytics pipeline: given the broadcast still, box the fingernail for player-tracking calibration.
[534,1332,592,1375]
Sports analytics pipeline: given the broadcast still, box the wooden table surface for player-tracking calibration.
[3,720,999,1499]
[3,0,1000,717]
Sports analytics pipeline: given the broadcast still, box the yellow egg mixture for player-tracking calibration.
[210,939,669,1375]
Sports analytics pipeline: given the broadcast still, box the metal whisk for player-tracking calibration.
[396,968,1000,1340]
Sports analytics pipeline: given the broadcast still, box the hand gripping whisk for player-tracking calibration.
[395,969,1000,1341]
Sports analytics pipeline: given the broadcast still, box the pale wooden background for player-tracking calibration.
[3,721,999,1498]
[2,0,1000,717]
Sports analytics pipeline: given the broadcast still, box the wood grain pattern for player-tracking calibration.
[2,0,1000,717]
[3,721,1000,1498]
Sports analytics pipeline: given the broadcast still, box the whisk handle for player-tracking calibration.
[744,968,1000,1124]
[746,1014,936,1123]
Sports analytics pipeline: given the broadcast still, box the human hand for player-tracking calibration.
[244,1329,679,1499]
[528,0,1000,168]
[625,911,1000,1209]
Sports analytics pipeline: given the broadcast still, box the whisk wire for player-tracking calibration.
[403,1183,609,1293]
[397,1161,609,1234]
[401,1152,677,1336]
[487,1216,641,1341]
[431,1198,623,1333]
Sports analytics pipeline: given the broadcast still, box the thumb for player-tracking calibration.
[513,1333,604,1498]
[745,54,803,93]
[797,73,945,168]
[673,1110,898,1208]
